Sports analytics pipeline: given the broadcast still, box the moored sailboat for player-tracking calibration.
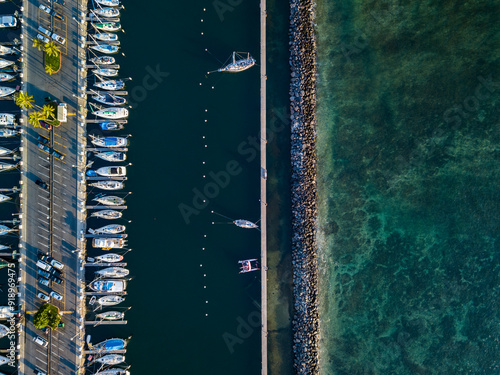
[93,7,120,18]
[97,295,124,306]
[99,121,125,130]
[96,267,129,278]
[95,253,124,263]
[90,279,127,292]
[93,195,125,206]
[0,73,13,81]
[95,0,121,6]
[89,180,124,191]
[95,311,125,321]
[0,46,15,55]
[95,354,125,365]
[92,338,127,351]
[0,128,18,137]
[91,44,119,54]
[0,113,15,125]
[93,68,119,77]
[217,52,256,73]
[93,94,126,106]
[234,219,259,229]
[0,59,14,69]
[89,224,126,234]
[94,79,125,91]
[0,162,15,172]
[90,136,128,148]
[0,225,13,236]
[90,56,116,65]
[0,87,15,97]
[96,166,126,177]
[93,107,128,119]
[94,33,119,42]
[95,151,126,161]
[0,194,11,203]
[93,22,121,32]
[0,146,12,156]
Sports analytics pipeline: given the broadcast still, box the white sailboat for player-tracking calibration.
[93,22,121,32]
[90,279,127,292]
[95,311,125,321]
[91,210,123,220]
[89,224,126,234]
[95,253,124,262]
[217,52,256,73]
[0,323,9,338]
[0,73,13,81]
[95,369,130,375]
[94,107,128,119]
[94,79,125,91]
[95,354,125,365]
[96,166,126,177]
[95,33,119,42]
[97,295,124,306]
[91,44,119,54]
[96,267,129,278]
[0,146,12,156]
[95,151,126,162]
[90,56,116,65]
[0,87,15,97]
[0,128,18,137]
[93,68,119,77]
[0,59,14,69]
[93,94,126,107]
[0,225,13,236]
[91,136,128,148]
[93,195,125,206]
[89,180,124,190]
[0,194,11,203]
[0,162,16,172]
[92,237,126,249]
[0,45,15,55]
[0,113,15,125]
[0,306,14,319]
[94,7,120,18]
[95,0,121,6]
[234,219,259,229]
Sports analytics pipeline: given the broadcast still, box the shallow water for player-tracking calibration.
[315,1,500,374]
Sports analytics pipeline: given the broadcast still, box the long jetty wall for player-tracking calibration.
[289,0,319,374]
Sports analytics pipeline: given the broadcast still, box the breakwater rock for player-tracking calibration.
[289,0,318,374]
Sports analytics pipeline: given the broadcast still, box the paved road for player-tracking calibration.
[19,0,87,373]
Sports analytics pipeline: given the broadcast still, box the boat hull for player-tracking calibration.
[97,295,124,306]
[91,210,123,220]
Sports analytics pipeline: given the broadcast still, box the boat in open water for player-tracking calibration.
[94,107,128,119]
[89,180,124,191]
[89,224,126,234]
[93,94,126,106]
[94,79,125,91]
[90,279,127,292]
[95,311,125,321]
[234,219,259,229]
[90,56,116,65]
[91,44,119,54]
[218,52,256,73]
[91,209,123,220]
[0,129,18,137]
[97,295,124,306]
[93,338,127,351]
[94,7,120,18]
[96,267,129,278]
[93,237,126,249]
[95,354,125,365]
[96,253,124,263]
[90,136,128,148]
[95,151,126,161]
[239,259,259,273]
[93,22,121,32]
[93,195,125,206]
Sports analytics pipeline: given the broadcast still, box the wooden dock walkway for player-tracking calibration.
[260,0,268,374]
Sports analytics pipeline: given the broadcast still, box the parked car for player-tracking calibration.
[38,253,50,262]
[51,149,65,160]
[38,143,50,154]
[33,336,48,348]
[49,275,63,284]
[36,260,52,272]
[37,269,51,279]
[39,120,52,131]
[51,32,66,46]
[50,259,64,271]
[37,292,49,302]
[38,276,49,287]
[50,291,63,301]
[34,369,47,375]
[37,25,52,39]
[37,134,49,145]
[35,179,48,190]
[39,5,64,21]
[36,33,50,44]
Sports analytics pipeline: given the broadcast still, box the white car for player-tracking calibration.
[36,33,50,44]
[39,4,51,15]
[50,291,63,301]
[38,25,52,38]
[0,15,16,28]
[51,32,66,46]
[50,259,64,271]
[36,260,52,272]
[37,292,49,302]
[33,336,48,347]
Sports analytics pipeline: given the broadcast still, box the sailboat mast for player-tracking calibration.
[233,51,236,64]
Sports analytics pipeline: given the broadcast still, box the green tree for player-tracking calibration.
[45,65,56,75]
[14,91,34,110]
[44,41,60,57]
[28,111,43,127]
[41,104,55,120]
[33,304,61,330]
[32,38,44,51]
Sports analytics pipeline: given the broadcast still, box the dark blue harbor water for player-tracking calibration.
[315,1,500,374]
[86,0,264,374]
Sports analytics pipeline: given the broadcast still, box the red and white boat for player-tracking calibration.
[238,259,259,274]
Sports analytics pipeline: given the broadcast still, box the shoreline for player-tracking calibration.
[289,0,319,373]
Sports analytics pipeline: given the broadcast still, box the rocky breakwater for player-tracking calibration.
[289,0,318,374]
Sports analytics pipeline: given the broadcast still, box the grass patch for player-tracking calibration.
[45,101,61,127]
[44,51,61,74]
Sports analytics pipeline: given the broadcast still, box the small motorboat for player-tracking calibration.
[94,107,128,119]
[93,68,119,77]
[99,122,125,131]
[91,210,123,220]
[0,87,15,97]
[90,279,127,292]
[97,295,124,306]
[0,146,12,156]
[94,33,119,42]
[0,225,13,236]
[0,162,16,172]
[93,338,127,351]
[94,7,120,18]
[95,0,121,6]
[0,113,15,125]
[239,259,259,273]
[89,224,126,234]
[90,56,116,65]
[0,59,14,69]
[94,79,125,91]
[0,306,14,319]
[0,323,9,338]
[95,151,126,161]
[96,166,126,177]
[90,136,128,148]
[92,237,126,249]
[89,180,124,190]
[217,52,256,73]
[90,44,119,54]
[234,219,259,229]
[96,267,129,278]
[93,195,125,206]
[93,94,126,106]
[95,253,124,263]
[0,73,13,81]
[0,194,11,203]
[0,129,18,137]
[95,311,125,321]
[95,354,125,365]
[93,22,121,32]
[0,46,15,55]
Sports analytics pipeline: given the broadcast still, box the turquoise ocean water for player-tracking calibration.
[315,1,499,374]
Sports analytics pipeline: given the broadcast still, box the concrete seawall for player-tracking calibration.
[289,0,319,374]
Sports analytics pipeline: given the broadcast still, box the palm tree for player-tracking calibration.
[28,111,44,127]
[15,91,34,110]
[44,42,60,57]
[45,65,56,75]
[32,38,44,51]
[41,104,55,121]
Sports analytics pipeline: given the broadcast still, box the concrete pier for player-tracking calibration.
[260,0,268,374]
